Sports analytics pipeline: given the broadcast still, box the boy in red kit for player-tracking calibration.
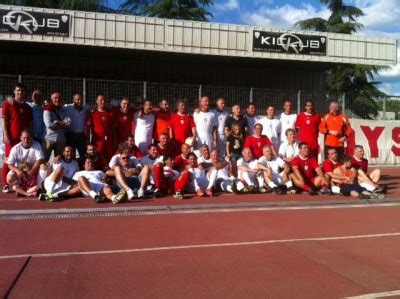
[87,95,117,161]
[243,123,276,159]
[295,100,321,158]
[291,142,331,195]
[2,83,33,192]
[113,97,134,145]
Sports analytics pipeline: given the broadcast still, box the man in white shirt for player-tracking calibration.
[137,144,164,198]
[257,144,292,194]
[235,147,260,193]
[193,96,218,151]
[186,152,209,196]
[279,100,297,145]
[133,100,156,154]
[259,105,281,151]
[211,97,230,156]
[7,130,48,190]
[244,103,260,136]
[278,128,299,163]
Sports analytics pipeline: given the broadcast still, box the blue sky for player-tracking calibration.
[109,0,400,96]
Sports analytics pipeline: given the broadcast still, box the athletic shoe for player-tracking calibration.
[319,187,333,196]
[308,189,318,196]
[127,189,134,200]
[370,193,386,200]
[373,186,385,194]
[46,192,57,202]
[112,189,126,204]
[153,188,163,198]
[358,193,370,200]
[38,192,47,201]
[259,186,268,194]
[94,194,103,203]
[137,188,145,198]
[243,185,255,194]
[2,185,10,193]
[173,191,184,200]
[287,187,297,194]
[273,186,285,195]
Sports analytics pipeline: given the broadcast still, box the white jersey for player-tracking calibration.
[257,156,285,175]
[52,159,79,178]
[197,156,212,171]
[237,158,258,178]
[109,154,141,169]
[164,166,179,180]
[212,109,230,136]
[193,110,218,149]
[8,141,44,167]
[134,112,155,154]
[279,112,297,143]
[278,141,299,159]
[259,117,281,150]
[245,115,260,136]
[140,155,163,166]
[72,170,106,195]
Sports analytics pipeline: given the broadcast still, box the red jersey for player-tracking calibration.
[295,112,321,146]
[113,108,133,144]
[173,154,189,172]
[2,101,32,144]
[291,155,319,180]
[351,156,368,173]
[322,159,342,173]
[170,113,195,145]
[157,143,176,157]
[243,135,272,159]
[154,111,171,141]
[87,110,116,139]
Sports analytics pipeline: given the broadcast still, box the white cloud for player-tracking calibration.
[356,0,400,32]
[240,3,330,29]
[215,0,239,11]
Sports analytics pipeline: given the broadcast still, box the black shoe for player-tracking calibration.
[319,187,333,195]
[153,188,163,198]
[374,186,385,194]
[308,189,318,196]
[231,180,239,194]
[94,195,103,203]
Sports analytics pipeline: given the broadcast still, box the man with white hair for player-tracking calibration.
[193,96,218,150]
[235,147,260,193]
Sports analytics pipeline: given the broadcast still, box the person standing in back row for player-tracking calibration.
[279,100,297,145]
[319,100,353,159]
[87,95,116,162]
[193,96,218,151]
[259,105,281,152]
[2,83,33,192]
[133,99,156,154]
[212,97,230,157]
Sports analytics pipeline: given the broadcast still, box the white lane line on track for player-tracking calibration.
[1,232,400,260]
[345,290,400,298]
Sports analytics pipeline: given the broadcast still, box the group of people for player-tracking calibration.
[1,83,386,203]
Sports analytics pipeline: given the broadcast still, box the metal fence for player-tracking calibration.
[1,74,399,119]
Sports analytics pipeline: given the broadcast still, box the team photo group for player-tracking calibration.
[2,83,386,203]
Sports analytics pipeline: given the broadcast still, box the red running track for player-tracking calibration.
[2,204,400,298]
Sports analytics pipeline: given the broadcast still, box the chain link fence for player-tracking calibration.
[1,74,398,119]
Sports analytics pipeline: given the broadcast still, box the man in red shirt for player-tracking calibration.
[322,147,345,185]
[154,98,172,142]
[156,133,175,156]
[169,100,196,148]
[2,83,33,192]
[291,142,330,195]
[113,97,134,146]
[295,100,321,158]
[87,95,117,161]
[174,143,191,172]
[243,123,276,159]
[351,145,384,193]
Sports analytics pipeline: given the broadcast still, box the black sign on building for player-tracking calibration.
[0,9,70,37]
[252,31,327,56]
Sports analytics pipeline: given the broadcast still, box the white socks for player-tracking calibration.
[127,189,134,200]
[89,191,97,199]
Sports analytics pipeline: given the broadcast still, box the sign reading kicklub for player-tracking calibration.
[253,31,327,56]
[0,9,70,37]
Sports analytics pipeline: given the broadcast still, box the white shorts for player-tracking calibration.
[82,182,106,196]
[44,177,72,195]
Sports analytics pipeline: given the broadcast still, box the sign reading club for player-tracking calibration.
[0,9,70,37]
[253,31,326,55]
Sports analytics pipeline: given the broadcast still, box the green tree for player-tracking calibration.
[0,0,111,12]
[120,0,213,21]
[295,0,387,119]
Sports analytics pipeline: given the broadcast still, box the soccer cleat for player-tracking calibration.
[173,191,184,200]
[153,188,163,198]
[112,189,126,204]
[373,186,385,194]
[358,193,370,200]
[287,187,297,194]
[231,180,239,194]
[2,185,10,193]
[46,192,57,202]
[94,194,103,203]
[259,186,268,194]
[137,188,145,198]
[319,187,333,196]
[308,189,318,196]
[370,193,386,200]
